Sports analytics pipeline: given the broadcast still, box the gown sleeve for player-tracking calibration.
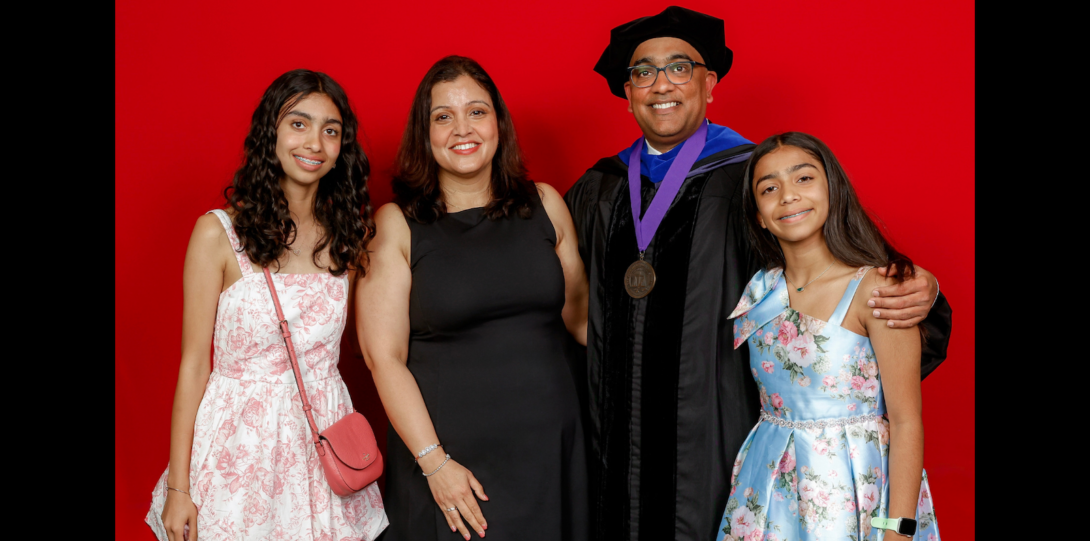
[562,166,605,449]
[564,168,603,269]
[919,291,952,379]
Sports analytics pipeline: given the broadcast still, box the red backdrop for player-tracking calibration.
[115,1,975,538]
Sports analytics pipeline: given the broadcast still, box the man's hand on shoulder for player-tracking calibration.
[869,264,938,329]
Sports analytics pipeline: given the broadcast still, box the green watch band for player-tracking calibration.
[871,517,898,530]
[870,517,917,536]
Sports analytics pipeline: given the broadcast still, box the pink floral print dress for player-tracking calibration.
[146,210,387,541]
[716,267,939,541]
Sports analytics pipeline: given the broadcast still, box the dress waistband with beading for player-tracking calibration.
[759,409,881,430]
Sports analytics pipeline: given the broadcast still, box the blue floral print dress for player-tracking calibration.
[715,267,940,541]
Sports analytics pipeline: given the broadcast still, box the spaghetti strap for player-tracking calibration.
[829,266,874,326]
[206,209,254,276]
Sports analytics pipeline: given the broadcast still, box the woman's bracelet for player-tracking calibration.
[422,454,451,477]
[166,486,190,497]
[415,443,442,461]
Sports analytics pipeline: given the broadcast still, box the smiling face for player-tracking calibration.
[275,93,343,185]
[624,37,717,151]
[752,145,831,244]
[429,75,498,181]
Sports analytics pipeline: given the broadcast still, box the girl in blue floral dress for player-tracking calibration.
[715,133,940,541]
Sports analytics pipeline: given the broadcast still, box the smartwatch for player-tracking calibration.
[871,517,917,536]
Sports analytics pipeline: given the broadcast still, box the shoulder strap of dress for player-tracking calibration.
[206,209,254,277]
[830,266,874,326]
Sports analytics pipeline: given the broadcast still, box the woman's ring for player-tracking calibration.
[446,507,457,512]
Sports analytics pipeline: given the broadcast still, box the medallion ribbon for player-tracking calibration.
[627,119,709,253]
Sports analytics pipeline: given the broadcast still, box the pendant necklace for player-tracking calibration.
[287,239,308,256]
[784,262,835,292]
[624,120,709,299]
[287,236,314,256]
[287,219,314,256]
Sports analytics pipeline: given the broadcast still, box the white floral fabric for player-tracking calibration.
[146,210,387,540]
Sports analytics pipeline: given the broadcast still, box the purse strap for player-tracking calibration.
[262,267,322,447]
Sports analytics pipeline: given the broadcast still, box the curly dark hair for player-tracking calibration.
[742,132,915,278]
[392,56,538,223]
[223,69,374,276]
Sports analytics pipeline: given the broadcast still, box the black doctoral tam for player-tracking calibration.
[594,5,734,98]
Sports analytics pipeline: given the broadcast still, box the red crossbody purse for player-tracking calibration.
[263,267,383,496]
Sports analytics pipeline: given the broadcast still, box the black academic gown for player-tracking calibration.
[563,144,953,541]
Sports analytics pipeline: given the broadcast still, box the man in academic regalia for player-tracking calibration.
[563,6,953,541]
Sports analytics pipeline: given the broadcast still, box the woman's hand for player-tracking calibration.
[161,489,198,541]
[422,455,489,540]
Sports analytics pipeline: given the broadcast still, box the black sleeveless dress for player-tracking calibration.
[382,202,589,541]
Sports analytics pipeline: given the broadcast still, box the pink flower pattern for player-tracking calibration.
[778,320,798,346]
[146,210,387,540]
[718,267,940,540]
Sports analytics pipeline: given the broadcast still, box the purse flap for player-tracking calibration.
[320,412,380,470]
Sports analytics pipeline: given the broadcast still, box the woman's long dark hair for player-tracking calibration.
[224,69,374,276]
[742,132,915,278]
[392,56,537,223]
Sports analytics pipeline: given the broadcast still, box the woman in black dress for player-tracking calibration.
[356,56,589,541]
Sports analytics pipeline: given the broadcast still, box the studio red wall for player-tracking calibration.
[115,1,975,539]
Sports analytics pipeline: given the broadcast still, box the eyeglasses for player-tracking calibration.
[627,61,707,88]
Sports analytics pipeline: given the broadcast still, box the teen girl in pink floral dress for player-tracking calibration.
[146,70,387,540]
[716,133,940,541]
